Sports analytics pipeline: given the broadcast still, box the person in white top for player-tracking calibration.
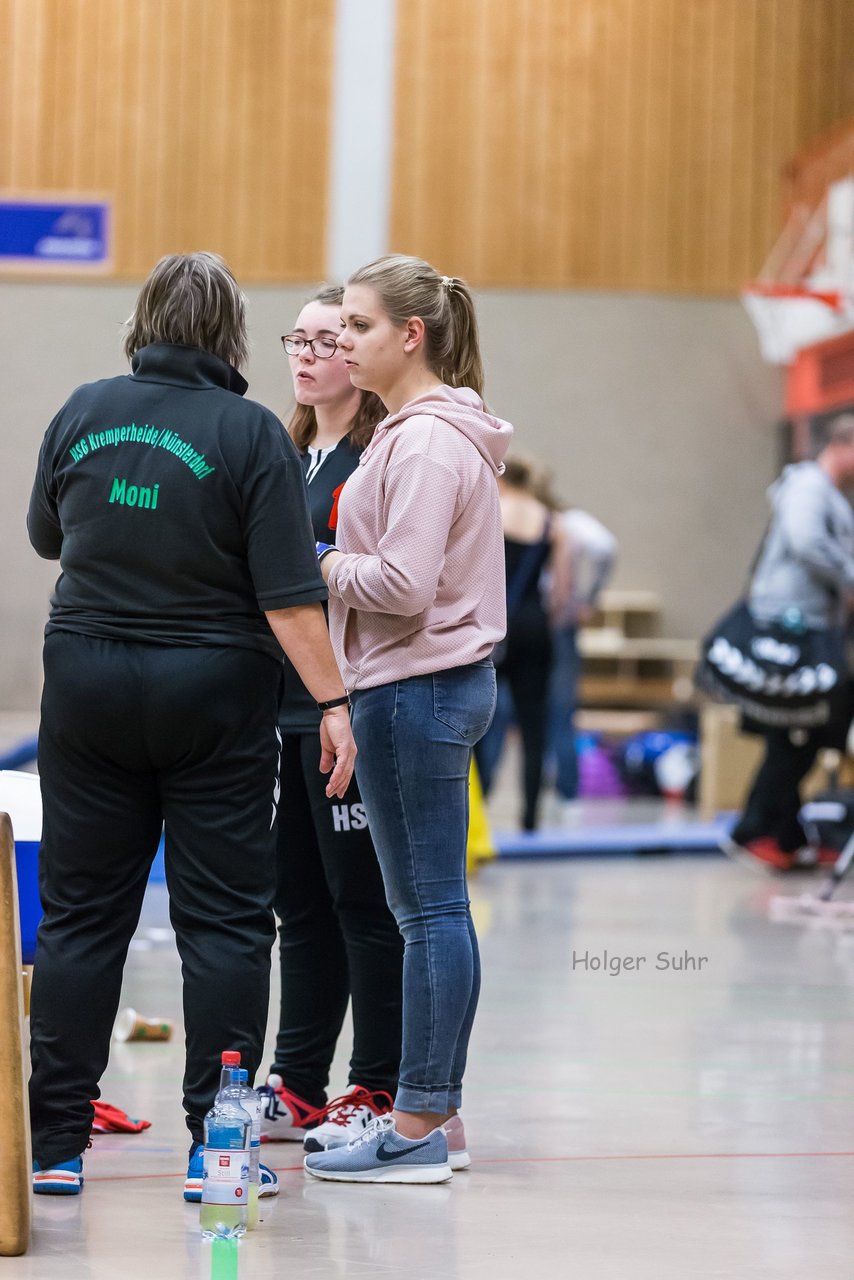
[545,502,618,800]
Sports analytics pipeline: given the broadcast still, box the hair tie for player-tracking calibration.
[440,275,456,293]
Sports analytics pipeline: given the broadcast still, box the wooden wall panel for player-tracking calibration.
[391,0,854,293]
[0,0,334,280]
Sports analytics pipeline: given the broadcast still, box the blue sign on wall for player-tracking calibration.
[0,199,110,265]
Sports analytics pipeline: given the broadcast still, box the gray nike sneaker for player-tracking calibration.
[304,1114,452,1184]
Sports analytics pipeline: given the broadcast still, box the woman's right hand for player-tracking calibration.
[319,706,357,798]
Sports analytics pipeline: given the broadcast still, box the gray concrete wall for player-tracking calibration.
[0,280,782,711]
[476,290,784,639]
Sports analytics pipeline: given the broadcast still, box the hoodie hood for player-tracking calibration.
[768,460,825,506]
[361,385,513,475]
[766,463,794,507]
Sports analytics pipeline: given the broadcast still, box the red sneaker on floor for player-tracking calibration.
[788,845,841,869]
[258,1075,321,1142]
[721,835,797,871]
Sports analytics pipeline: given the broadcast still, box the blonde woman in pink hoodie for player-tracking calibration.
[304,255,513,1185]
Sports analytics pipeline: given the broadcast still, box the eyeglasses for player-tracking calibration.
[281,334,339,359]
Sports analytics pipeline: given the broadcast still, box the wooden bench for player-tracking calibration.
[578,633,699,707]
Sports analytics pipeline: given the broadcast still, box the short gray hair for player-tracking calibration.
[123,252,248,369]
[827,413,854,446]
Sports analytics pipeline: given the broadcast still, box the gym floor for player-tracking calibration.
[11,850,854,1279]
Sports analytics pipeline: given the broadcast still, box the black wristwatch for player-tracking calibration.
[317,694,351,712]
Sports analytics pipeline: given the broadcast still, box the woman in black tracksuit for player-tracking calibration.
[26,254,356,1195]
[258,286,403,1150]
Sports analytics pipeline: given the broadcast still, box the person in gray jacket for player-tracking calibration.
[727,413,854,870]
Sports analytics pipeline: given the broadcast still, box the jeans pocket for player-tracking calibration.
[432,665,497,745]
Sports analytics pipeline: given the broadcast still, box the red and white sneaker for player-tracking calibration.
[442,1114,470,1171]
[302,1086,394,1153]
[721,835,797,872]
[787,844,841,869]
[258,1074,321,1142]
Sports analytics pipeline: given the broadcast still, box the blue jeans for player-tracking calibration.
[473,679,514,790]
[548,624,580,799]
[351,661,497,1113]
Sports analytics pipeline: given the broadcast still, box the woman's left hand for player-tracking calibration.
[319,705,357,797]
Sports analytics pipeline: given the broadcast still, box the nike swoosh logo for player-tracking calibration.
[375,1141,431,1162]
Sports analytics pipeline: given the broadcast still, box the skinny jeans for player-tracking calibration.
[350,661,496,1114]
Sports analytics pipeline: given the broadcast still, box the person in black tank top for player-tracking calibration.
[476,456,571,830]
[258,287,404,1150]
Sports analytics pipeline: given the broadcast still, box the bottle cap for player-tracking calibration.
[221,1051,241,1065]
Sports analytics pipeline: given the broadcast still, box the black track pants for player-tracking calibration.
[477,604,553,831]
[734,684,854,853]
[732,729,822,851]
[271,732,403,1105]
[29,632,282,1165]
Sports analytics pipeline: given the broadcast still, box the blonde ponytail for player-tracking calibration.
[347,255,485,396]
[442,279,484,397]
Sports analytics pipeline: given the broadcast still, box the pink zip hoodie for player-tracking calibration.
[326,385,513,690]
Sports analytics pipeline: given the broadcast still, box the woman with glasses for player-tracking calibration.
[304,255,512,1184]
[258,286,404,1153]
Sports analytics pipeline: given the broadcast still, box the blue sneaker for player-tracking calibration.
[304,1115,452,1184]
[183,1142,204,1202]
[33,1156,84,1195]
[184,1144,279,1200]
[258,1162,279,1197]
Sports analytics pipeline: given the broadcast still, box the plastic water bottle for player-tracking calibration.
[218,1050,241,1096]
[199,1066,251,1240]
[233,1069,262,1229]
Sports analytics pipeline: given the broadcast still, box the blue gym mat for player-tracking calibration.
[496,814,733,859]
[150,833,166,882]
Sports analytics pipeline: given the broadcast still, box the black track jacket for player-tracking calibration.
[28,344,326,663]
[280,434,363,731]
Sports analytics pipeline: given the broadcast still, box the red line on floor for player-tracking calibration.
[82,1150,854,1182]
[472,1151,854,1165]
[85,1167,306,1183]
